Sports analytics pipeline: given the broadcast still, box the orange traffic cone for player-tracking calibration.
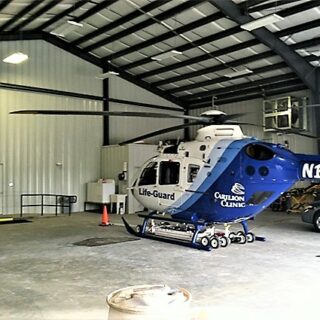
[99,204,111,226]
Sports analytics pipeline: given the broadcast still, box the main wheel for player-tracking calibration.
[228,232,236,242]
[200,236,210,248]
[219,236,230,248]
[237,231,247,244]
[136,225,142,234]
[246,232,255,243]
[313,211,320,232]
[210,236,220,249]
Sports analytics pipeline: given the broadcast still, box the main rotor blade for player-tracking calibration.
[119,121,204,145]
[10,109,210,123]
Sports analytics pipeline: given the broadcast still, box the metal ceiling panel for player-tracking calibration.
[266,7,320,33]
[245,56,284,69]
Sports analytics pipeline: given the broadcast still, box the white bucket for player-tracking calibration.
[106,284,192,320]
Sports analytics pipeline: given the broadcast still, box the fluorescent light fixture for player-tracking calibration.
[67,20,83,27]
[151,50,182,61]
[225,68,253,78]
[241,14,284,31]
[3,52,28,64]
[50,20,83,37]
[96,71,119,79]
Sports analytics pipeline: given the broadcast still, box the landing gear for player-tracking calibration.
[122,214,258,251]
[200,236,210,248]
[210,236,220,249]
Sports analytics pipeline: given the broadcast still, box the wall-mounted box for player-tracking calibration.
[86,180,115,203]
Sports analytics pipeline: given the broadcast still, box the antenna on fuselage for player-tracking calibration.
[212,96,218,110]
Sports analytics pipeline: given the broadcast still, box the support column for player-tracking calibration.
[102,67,109,146]
[311,68,320,152]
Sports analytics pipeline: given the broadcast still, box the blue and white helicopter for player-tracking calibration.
[11,108,320,250]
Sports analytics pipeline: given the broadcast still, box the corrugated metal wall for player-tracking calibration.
[109,77,184,145]
[0,40,103,214]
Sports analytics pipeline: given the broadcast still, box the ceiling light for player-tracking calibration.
[67,20,83,27]
[96,71,119,79]
[3,52,28,64]
[50,20,83,38]
[151,50,183,61]
[241,14,284,31]
[225,68,253,78]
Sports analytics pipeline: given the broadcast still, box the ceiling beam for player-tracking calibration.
[0,30,43,41]
[156,34,320,88]
[42,32,185,109]
[123,25,241,71]
[106,64,186,109]
[183,73,298,102]
[143,39,260,81]
[84,0,206,52]
[35,0,91,31]
[102,12,224,62]
[189,83,307,109]
[0,0,12,12]
[140,19,319,82]
[246,0,301,13]
[43,32,102,67]
[122,0,319,72]
[189,78,303,107]
[72,0,171,46]
[169,61,290,94]
[0,0,41,32]
[71,0,119,23]
[209,0,318,92]
[10,0,63,32]
[166,46,319,95]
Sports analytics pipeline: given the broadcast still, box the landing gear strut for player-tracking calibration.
[122,214,259,251]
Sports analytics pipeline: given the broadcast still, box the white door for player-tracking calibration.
[0,164,3,215]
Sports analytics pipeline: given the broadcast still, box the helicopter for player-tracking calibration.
[11,107,320,251]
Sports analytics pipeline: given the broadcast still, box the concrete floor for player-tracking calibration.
[0,210,319,320]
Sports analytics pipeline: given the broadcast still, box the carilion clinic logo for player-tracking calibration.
[231,183,245,195]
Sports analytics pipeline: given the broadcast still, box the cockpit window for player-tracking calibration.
[188,164,200,183]
[138,162,157,186]
[159,161,180,185]
[245,144,275,161]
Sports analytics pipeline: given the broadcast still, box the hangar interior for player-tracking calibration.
[0,1,319,319]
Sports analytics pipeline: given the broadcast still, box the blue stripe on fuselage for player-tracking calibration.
[167,138,254,215]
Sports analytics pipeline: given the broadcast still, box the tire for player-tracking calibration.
[246,232,255,243]
[313,211,320,232]
[136,225,142,234]
[237,231,247,244]
[200,236,210,248]
[210,236,220,249]
[219,236,229,248]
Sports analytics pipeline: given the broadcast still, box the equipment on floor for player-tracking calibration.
[11,106,320,250]
[106,284,191,320]
[286,184,320,214]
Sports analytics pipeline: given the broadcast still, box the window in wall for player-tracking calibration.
[159,161,180,185]
[138,162,157,186]
[188,164,200,183]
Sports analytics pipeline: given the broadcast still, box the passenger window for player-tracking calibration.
[188,164,200,183]
[138,162,157,186]
[159,161,180,185]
